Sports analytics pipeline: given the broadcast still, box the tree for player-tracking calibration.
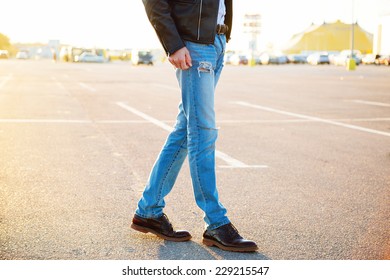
[0,33,12,49]
[0,32,17,56]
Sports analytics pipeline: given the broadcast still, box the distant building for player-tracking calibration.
[374,14,390,55]
[283,20,373,54]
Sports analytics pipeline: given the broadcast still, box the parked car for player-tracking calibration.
[229,54,249,65]
[362,54,379,65]
[60,46,86,62]
[0,50,9,59]
[16,51,29,59]
[307,53,330,65]
[260,53,288,65]
[131,50,153,65]
[74,52,105,63]
[333,50,362,66]
[375,55,390,66]
[287,54,307,64]
[224,51,234,65]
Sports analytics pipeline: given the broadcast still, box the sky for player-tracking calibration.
[1,0,390,51]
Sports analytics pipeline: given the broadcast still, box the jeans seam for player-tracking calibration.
[190,67,208,217]
[153,136,187,217]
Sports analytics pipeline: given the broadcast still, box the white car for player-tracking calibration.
[333,50,362,66]
[75,52,105,63]
[0,50,9,59]
[362,54,378,65]
[16,51,29,59]
[307,53,330,65]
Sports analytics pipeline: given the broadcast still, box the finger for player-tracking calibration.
[179,59,189,70]
[168,59,178,69]
[168,57,176,65]
[185,52,192,67]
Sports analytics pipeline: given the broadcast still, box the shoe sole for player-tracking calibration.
[202,238,258,252]
[131,223,192,242]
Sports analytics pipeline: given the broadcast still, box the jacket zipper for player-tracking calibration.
[197,0,203,40]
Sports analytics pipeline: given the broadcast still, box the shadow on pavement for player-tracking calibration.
[158,241,270,260]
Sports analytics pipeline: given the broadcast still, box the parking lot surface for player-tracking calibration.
[0,60,389,260]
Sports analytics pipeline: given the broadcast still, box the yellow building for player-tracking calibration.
[283,20,373,54]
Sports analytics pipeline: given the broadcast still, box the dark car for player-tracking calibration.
[132,50,153,65]
[287,54,307,64]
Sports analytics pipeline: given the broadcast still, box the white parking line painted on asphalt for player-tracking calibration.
[215,150,268,169]
[0,119,158,124]
[348,99,390,108]
[235,101,390,137]
[97,120,152,124]
[0,119,91,124]
[78,82,97,92]
[217,119,313,124]
[51,76,69,93]
[116,101,268,169]
[217,118,390,123]
[116,102,173,132]
[1,118,388,125]
[335,118,390,122]
[0,74,13,89]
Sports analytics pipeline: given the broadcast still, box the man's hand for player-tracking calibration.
[168,47,192,70]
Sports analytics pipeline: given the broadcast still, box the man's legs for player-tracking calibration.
[176,35,230,230]
[133,35,258,251]
[136,35,229,229]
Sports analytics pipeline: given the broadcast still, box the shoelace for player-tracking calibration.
[160,214,174,231]
[225,223,242,239]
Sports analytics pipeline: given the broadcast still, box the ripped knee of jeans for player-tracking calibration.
[198,125,219,142]
[197,61,214,77]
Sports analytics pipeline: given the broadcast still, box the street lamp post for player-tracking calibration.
[244,14,261,66]
[347,0,356,70]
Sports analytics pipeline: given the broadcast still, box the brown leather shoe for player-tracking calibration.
[203,223,258,252]
[131,214,192,242]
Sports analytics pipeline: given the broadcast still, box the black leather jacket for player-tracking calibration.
[142,0,233,55]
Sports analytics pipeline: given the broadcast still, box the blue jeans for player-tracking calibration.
[135,35,230,230]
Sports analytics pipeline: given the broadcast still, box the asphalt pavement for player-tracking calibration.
[0,60,389,260]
